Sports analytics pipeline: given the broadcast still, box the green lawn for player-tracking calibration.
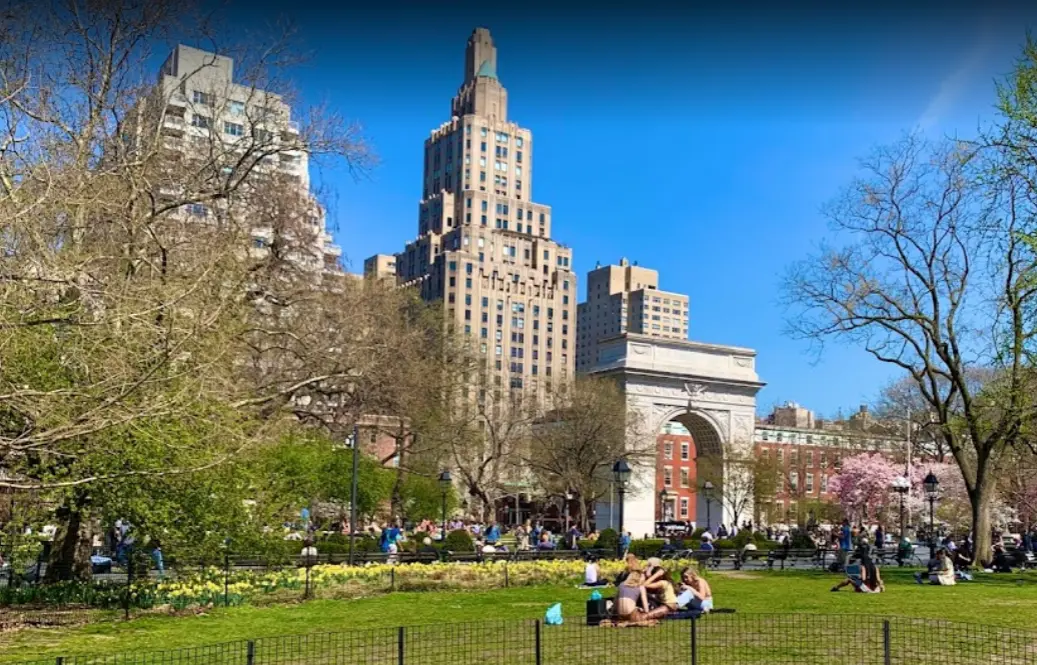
[2,568,1036,663]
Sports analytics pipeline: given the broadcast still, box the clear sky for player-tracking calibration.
[218,0,1037,417]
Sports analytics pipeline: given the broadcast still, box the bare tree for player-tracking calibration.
[526,376,649,531]
[0,0,391,577]
[782,130,1037,560]
[872,376,954,461]
[697,448,780,530]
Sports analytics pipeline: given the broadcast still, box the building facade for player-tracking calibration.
[656,421,698,523]
[576,259,689,373]
[156,44,342,272]
[380,28,576,395]
[752,404,907,526]
[364,254,398,281]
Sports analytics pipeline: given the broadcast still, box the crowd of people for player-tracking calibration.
[600,553,714,627]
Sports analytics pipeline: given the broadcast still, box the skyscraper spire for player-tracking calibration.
[464,28,498,84]
[453,28,507,121]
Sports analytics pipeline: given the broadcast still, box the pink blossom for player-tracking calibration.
[828,453,901,522]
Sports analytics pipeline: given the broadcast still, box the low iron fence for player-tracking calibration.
[8,614,1037,665]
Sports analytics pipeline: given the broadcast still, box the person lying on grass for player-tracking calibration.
[831,553,884,593]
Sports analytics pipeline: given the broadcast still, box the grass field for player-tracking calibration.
[2,568,1036,663]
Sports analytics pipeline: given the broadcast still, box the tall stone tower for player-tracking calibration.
[393,28,576,397]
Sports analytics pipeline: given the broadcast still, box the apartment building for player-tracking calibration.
[753,404,908,525]
[364,254,398,282]
[657,421,698,523]
[156,44,342,272]
[385,28,576,395]
[576,259,689,372]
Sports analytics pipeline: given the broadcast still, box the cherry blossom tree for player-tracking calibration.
[828,453,901,523]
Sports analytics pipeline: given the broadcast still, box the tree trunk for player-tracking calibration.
[969,481,993,567]
[45,507,94,582]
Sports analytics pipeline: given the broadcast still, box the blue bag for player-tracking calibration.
[544,603,563,625]
[589,590,602,601]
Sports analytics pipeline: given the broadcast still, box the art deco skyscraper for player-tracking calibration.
[393,28,576,394]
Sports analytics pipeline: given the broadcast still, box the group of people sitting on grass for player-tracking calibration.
[599,554,713,627]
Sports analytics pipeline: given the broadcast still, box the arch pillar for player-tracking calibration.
[589,334,765,539]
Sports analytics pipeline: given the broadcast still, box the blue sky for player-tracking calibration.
[220,1,1036,416]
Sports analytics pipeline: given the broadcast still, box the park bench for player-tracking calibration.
[734,548,770,570]
[767,548,820,570]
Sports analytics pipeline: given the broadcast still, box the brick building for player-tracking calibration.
[753,404,907,526]
[656,421,698,523]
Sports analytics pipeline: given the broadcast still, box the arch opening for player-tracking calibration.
[656,410,725,534]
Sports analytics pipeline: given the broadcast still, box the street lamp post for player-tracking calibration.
[438,470,452,541]
[564,490,573,533]
[612,459,631,558]
[702,481,715,533]
[659,488,668,523]
[892,476,910,539]
[924,470,940,559]
[347,424,360,566]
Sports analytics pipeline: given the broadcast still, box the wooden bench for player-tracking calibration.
[767,548,820,570]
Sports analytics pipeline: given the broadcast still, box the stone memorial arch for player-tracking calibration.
[589,334,765,538]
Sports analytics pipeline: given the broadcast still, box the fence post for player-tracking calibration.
[246,640,255,665]
[690,615,698,665]
[391,567,396,592]
[882,619,891,665]
[534,619,542,665]
[304,559,311,600]
[224,552,230,608]
[397,626,405,665]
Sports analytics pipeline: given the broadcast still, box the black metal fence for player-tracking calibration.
[8,614,1037,665]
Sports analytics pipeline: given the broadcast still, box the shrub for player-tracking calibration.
[790,530,816,549]
[628,539,666,558]
[595,528,619,554]
[443,529,475,552]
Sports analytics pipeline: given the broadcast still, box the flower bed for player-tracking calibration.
[1,558,701,611]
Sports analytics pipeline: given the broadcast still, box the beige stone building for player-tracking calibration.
[575,259,689,372]
[156,44,342,273]
[364,254,398,281]
[383,28,576,395]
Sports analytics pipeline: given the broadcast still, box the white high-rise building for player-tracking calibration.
[156,44,342,272]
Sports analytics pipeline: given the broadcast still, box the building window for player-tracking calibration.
[663,442,673,460]
[805,451,813,467]
[680,442,690,461]
[821,474,828,493]
[663,467,672,487]
[192,90,214,106]
[679,497,689,519]
[190,113,210,129]
[790,471,799,491]
[680,468,690,488]
[820,452,827,468]
[223,121,243,136]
